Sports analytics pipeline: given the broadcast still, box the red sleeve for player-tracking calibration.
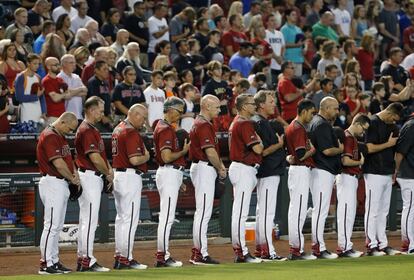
[125,130,144,157]
[42,76,54,96]
[157,128,174,151]
[403,29,410,46]
[44,134,63,161]
[342,135,355,158]
[83,130,101,154]
[241,121,260,147]
[197,123,215,150]
[278,79,295,101]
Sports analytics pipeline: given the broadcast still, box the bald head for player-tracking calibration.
[45,57,59,68]
[201,94,220,109]
[128,104,148,129]
[54,112,78,135]
[116,29,129,45]
[320,96,339,121]
[59,112,78,123]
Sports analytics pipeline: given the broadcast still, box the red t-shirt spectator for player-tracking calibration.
[221,29,248,64]
[277,76,302,122]
[344,97,366,115]
[403,26,414,51]
[42,74,66,118]
[250,37,273,65]
[356,48,374,81]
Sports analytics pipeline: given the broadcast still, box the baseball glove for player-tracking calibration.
[101,175,113,194]
[68,183,82,201]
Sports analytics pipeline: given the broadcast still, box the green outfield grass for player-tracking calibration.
[2,256,414,280]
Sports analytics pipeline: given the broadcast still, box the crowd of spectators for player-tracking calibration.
[0,0,414,134]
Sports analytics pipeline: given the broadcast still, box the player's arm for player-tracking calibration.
[52,158,79,184]
[161,139,190,163]
[262,133,284,157]
[251,142,264,155]
[366,133,398,154]
[394,152,404,175]
[322,145,343,156]
[342,155,363,166]
[88,152,111,176]
[129,146,151,166]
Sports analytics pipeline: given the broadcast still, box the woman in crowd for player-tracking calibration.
[73,46,90,77]
[351,5,368,46]
[56,13,75,49]
[101,8,123,45]
[9,29,28,64]
[0,43,25,92]
[317,40,344,87]
[356,33,376,90]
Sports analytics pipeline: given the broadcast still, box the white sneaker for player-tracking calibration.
[382,247,401,256]
[367,248,386,257]
[130,260,148,270]
[317,250,338,259]
[339,249,363,258]
[165,257,183,267]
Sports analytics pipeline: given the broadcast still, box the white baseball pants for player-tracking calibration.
[190,161,217,257]
[39,175,70,267]
[255,175,280,256]
[310,168,335,253]
[288,166,312,253]
[156,166,183,260]
[336,173,359,252]
[364,174,392,250]
[397,178,414,252]
[113,169,143,260]
[229,161,258,256]
[77,170,103,266]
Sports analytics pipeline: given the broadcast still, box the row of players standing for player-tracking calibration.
[35,90,414,274]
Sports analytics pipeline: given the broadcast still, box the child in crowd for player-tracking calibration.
[180,83,197,133]
[163,71,178,98]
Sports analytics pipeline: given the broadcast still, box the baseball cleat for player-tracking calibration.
[316,250,338,259]
[261,254,287,262]
[367,248,386,257]
[288,252,317,261]
[235,253,262,263]
[53,262,72,273]
[381,247,401,256]
[80,262,110,272]
[156,257,183,267]
[338,249,364,258]
[408,249,414,255]
[129,260,148,270]
[190,255,220,265]
[38,266,63,275]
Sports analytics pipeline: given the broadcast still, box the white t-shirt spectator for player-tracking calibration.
[181,98,194,133]
[148,16,169,53]
[144,86,165,127]
[70,14,93,33]
[58,71,85,120]
[401,53,414,71]
[265,29,285,70]
[52,6,77,22]
[21,75,42,123]
[333,8,351,36]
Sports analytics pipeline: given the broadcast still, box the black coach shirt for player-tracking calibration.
[396,117,414,179]
[309,114,341,175]
[252,114,286,178]
[125,14,149,53]
[363,115,397,175]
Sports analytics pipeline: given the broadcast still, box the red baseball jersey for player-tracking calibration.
[74,121,108,171]
[342,129,361,175]
[189,115,220,162]
[228,115,262,165]
[285,119,315,167]
[36,126,74,177]
[111,120,148,172]
[153,119,186,167]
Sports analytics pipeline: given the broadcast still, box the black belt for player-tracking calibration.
[234,161,260,170]
[115,168,144,175]
[192,160,213,167]
[161,165,185,171]
[41,173,65,180]
[79,168,102,177]
[291,164,313,170]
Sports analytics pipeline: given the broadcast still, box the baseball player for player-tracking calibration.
[285,99,317,261]
[37,112,79,274]
[336,113,370,258]
[363,103,403,256]
[189,95,225,265]
[395,113,414,254]
[75,96,113,272]
[251,90,286,261]
[308,97,342,259]
[229,93,263,263]
[112,104,150,270]
[154,97,190,267]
